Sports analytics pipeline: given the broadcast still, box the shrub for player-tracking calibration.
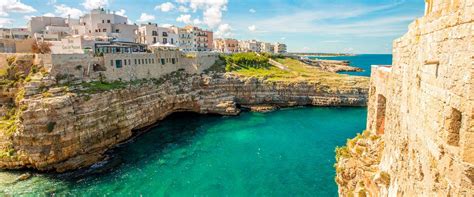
[224,53,271,71]
[47,122,56,132]
[335,146,350,162]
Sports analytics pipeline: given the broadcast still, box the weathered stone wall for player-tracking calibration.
[337,0,473,196]
[0,73,368,172]
[3,51,218,84]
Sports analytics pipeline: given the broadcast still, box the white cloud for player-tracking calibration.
[193,18,202,25]
[115,9,127,17]
[23,15,34,20]
[0,0,37,17]
[237,2,417,37]
[82,0,109,10]
[137,13,155,23]
[55,4,84,18]
[44,13,55,17]
[48,0,57,5]
[0,18,13,27]
[178,6,189,13]
[249,8,256,13]
[215,23,232,38]
[175,0,228,28]
[176,14,192,24]
[343,47,355,53]
[155,2,175,12]
[248,25,256,32]
[161,24,173,28]
[280,37,286,40]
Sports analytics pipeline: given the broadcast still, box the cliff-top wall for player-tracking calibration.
[336,0,473,196]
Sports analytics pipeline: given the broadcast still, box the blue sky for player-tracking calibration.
[0,0,425,54]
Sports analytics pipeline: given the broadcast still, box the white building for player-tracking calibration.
[239,40,260,52]
[260,42,274,53]
[0,28,31,40]
[171,26,193,52]
[49,36,97,54]
[74,8,138,42]
[274,43,287,54]
[27,16,78,41]
[136,23,178,46]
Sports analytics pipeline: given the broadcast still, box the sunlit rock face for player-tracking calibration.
[336,0,473,196]
[0,72,367,172]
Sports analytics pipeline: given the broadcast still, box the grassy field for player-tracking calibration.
[231,57,369,87]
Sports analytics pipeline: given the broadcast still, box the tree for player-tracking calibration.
[32,41,52,54]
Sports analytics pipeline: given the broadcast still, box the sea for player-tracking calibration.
[0,54,391,196]
[311,54,393,76]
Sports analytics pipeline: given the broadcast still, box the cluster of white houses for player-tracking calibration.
[213,38,286,54]
[0,8,286,55]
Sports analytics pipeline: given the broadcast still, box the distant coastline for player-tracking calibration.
[289,53,356,57]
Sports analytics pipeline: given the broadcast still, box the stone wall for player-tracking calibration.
[31,51,218,83]
[337,0,473,196]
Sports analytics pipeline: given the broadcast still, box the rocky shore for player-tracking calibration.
[300,58,363,73]
[0,71,368,172]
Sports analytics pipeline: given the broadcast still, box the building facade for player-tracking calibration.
[172,27,193,52]
[260,42,274,53]
[274,43,287,54]
[75,8,138,42]
[214,38,238,53]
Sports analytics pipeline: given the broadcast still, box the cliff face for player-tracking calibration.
[0,72,368,172]
[336,0,473,196]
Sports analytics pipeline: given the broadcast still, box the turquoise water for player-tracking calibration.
[311,54,393,76]
[1,107,367,196]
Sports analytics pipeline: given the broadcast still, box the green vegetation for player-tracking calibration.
[227,54,368,88]
[223,53,271,72]
[0,146,15,159]
[335,145,350,162]
[0,55,39,136]
[204,55,227,73]
[47,122,56,132]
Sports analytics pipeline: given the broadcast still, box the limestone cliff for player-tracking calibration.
[336,0,473,196]
[0,70,368,172]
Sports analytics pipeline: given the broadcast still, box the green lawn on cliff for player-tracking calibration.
[227,54,369,87]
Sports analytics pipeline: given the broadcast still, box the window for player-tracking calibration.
[107,20,110,23]
[102,20,105,23]
[145,59,148,64]
[115,29,120,33]
[152,59,155,64]
[162,32,168,37]
[161,58,165,65]
[135,59,137,64]
[115,60,123,68]
[103,29,107,32]
[171,38,174,44]
[153,37,157,44]
[110,60,113,66]
[447,108,462,146]
[163,38,168,44]
[172,58,176,64]
[152,31,158,36]
[124,59,127,65]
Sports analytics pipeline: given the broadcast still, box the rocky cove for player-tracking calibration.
[0,70,368,172]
